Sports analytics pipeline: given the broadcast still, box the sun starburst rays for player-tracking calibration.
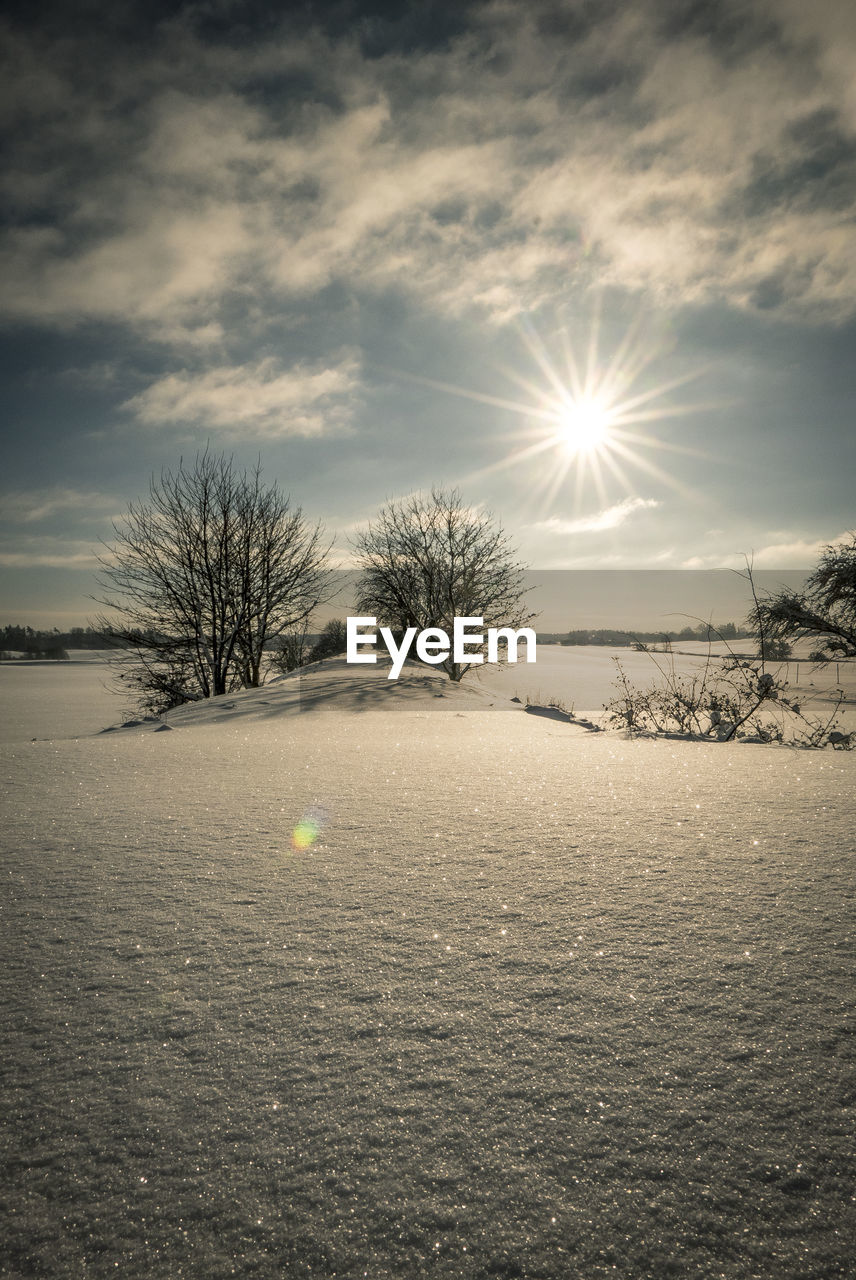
[465,313,718,516]
[381,311,718,523]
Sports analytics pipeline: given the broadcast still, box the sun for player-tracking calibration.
[458,309,714,512]
[556,395,615,456]
[383,305,712,516]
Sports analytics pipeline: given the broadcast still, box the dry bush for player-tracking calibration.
[604,643,849,748]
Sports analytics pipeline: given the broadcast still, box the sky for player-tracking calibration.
[1,0,855,626]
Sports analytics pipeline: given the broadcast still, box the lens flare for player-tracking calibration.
[291,805,327,852]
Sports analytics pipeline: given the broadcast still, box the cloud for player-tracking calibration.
[1,0,855,348]
[741,532,853,568]
[0,488,117,563]
[122,354,361,435]
[533,497,660,535]
[0,539,103,568]
[0,488,119,525]
[679,530,853,569]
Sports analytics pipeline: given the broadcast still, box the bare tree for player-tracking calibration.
[233,474,333,687]
[94,452,330,711]
[734,555,792,667]
[309,618,348,663]
[270,622,312,677]
[353,488,534,681]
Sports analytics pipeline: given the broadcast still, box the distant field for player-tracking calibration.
[0,652,123,743]
[475,641,856,731]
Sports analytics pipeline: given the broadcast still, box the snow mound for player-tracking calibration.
[111,657,521,732]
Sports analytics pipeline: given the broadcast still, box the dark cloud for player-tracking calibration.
[532,0,623,43]
[1,0,490,57]
[740,108,856,216]
[315,0,488,58]
[653,0,785,62]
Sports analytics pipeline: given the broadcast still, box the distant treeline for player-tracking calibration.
[546,622,751,647]
[0,624,115,660]
[0,623,327,662]
[2,620,753,662]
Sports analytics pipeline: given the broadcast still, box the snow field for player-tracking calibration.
[0,653,120,744]
[2,671,854,1278]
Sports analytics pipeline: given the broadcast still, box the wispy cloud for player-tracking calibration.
[122,354,361,435]
[0,537,103,568]
[737,532,851,569]
[0,488,119,525]
[679,530,854,570]
[533,497,660,536]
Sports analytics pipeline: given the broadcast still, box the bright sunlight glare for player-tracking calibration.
[466,307,717,514]
[383,303,717,519]
[556,396,614,456]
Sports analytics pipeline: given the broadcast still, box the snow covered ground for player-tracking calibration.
[2,655,854,1277]
[0,652,121,743]
[4,642,851,742]
[474,640,856,731]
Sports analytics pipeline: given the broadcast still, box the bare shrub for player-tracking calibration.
[604,640,848,747]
